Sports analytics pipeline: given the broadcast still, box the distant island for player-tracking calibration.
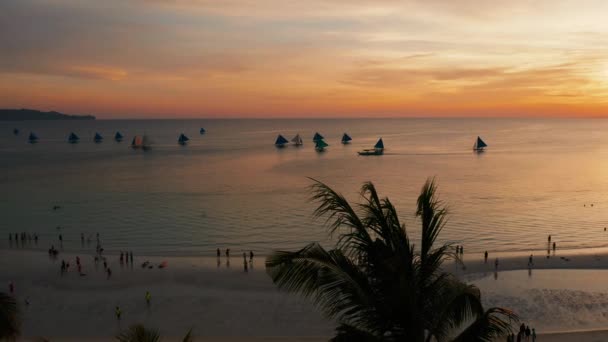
[0,109,95,121]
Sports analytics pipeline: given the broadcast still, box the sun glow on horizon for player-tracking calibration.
[2,0,608,118]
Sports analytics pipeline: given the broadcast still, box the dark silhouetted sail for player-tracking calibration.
[341,133,352,144]
[315,139,328,151]
[313,132,324,142]
[374,138,384,149]
[28,132,38,143]
[13,128,19,135]
[473,136,487,151]
[94,132,103,142]
[178,133,189,145]
[68,132,79,143]
[200,128,206,134]
[275,134,289,147]
[114,132,123,142]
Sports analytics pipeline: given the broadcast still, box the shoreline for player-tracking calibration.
[4,247,608,340]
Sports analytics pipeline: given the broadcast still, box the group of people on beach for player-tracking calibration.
[8,232,38,246]
[216,248,255,272]
[507,323,536,342]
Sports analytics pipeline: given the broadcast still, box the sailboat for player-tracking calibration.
[291,134,303,146]
[13,128,19,135]
[200,128,206,134]
[178,133,189,145]
[358,138,384,156]
[312,132,324,142]
[341,133,352,144]
[68,132,79,144]
[94,132,103,143]
[275,134,289,148]
[131,134,151,151]
[114,132,123,142]
[473,136,487,152]
[315,139,329,152]
[28,132,38,144]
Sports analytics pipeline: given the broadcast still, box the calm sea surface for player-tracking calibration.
[2,118,608,256]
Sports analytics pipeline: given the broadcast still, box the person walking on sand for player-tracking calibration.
[145,291,151,305]
[528,254,533,267]
[225,248,230,258]
[525,325,531,341]
[115,306,121,320]
[217,248,221,258]
[250,250,254,262]
[495,258,499,270]
[531,328,536,342]
[484,251,488,263]
[553,242,556,251]
[548,235,551,243]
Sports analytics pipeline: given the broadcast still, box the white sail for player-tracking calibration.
[291,134,303,145]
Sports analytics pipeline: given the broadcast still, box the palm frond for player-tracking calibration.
[0,292,20,340]
[416,177,448,261]
[330,323,380,342]
[266,243,378,327]
[116,324,161,342]
[308,178,372,254]
[182,328,193,342]
[451,307,518,342]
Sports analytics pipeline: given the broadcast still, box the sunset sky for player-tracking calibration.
[2,0,608,118]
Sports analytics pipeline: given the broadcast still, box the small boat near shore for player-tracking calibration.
[291,134,303,146]
[473,136,487,152]
[341,133,352,144]
[94,132,103,143]
[68,132,79,144]
[132,134,151,151]
[28,132,38,144]
[178,133,189,145]
[114,132,123,142]
[275,134,289,148]
[315,139,328,152]
[200,128,206,134]
[358,138,384,156]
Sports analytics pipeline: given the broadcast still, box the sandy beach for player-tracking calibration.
[4,247,608,341]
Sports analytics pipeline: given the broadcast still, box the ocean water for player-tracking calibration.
[2,118,608,256]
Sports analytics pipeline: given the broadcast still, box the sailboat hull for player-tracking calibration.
[358,149,383,156]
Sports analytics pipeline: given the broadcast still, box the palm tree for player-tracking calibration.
[116,324,192,342]
[266,178,517,342]
[0,292,20,340]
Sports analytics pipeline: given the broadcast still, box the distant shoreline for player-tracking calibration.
[0,109,95,121]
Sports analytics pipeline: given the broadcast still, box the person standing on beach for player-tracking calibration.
[553,242,556,251]
[531,328,536,342]
[495,258,499,271]
[9,282,14,295]
[548,235,551,243]
[115,306,121,320]
[130,251,134,264]
[525,325,531,341]
[217,248,220,257]
[484,251,488,263]
[528,254,533,267]
[250,250,254,262]
[145,291,151,305]
[226,248,230,258]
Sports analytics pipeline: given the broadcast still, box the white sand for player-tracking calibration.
[4,247,608,341]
